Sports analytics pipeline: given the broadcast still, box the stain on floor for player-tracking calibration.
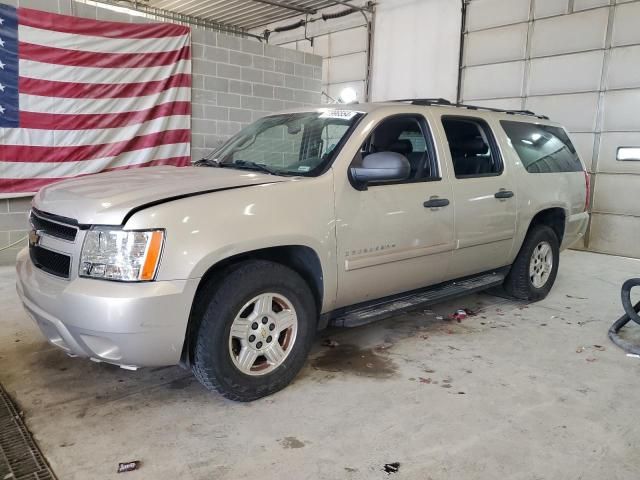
[279,436,306,449]
[311,344,397,378]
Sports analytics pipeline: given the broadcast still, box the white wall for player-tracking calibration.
[370,0,462,101]
[259,0,462,104]
[461,0,640,259]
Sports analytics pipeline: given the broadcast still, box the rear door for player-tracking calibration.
[435,114,517,279]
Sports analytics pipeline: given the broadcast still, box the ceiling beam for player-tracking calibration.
[249,0,318,14]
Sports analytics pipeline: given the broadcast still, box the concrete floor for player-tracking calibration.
[2,250,640,480]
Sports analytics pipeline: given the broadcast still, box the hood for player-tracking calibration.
[33,166,288,225]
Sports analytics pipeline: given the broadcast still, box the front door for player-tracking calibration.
[333,113,455,308]
[436,114,517,279]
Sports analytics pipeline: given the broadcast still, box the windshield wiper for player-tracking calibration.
[193,158,222,167]
[229,160,281,176]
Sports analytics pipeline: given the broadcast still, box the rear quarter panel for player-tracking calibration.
[490,116,588,261]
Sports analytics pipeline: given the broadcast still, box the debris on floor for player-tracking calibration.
[448,308,477,322]
[117,461,141,473]
[566,294,588,300]
[321,339,339,348]
[382,462,400,475]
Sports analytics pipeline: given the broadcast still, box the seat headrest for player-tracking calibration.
[387,139,413,155]
[451,138,489,156]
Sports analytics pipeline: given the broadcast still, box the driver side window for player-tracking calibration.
[356,114,440,184]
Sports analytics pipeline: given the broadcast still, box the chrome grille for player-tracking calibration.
[28,209,79,279]
[30,209,78,242]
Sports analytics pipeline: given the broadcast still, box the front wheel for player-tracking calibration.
[191,260,317,401]
[504,225,560,301]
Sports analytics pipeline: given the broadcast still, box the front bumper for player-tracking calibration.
[16,248,199,368]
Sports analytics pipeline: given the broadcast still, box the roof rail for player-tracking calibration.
[389,98,549,120]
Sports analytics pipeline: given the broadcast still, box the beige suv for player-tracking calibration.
[16,99,590,401]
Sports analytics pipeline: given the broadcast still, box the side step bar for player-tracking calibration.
[330,271,506,328]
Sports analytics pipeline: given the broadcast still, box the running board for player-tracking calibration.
[330,272,506,328]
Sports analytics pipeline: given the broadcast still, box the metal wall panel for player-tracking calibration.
[534,0,569,19]
[606,45,640,90]
[466,0,530,32]
[462,61,525,99]
[528,51,604,95]
[598,132,640,173]
[525,93,600,132]
[589,213,640,258]
[574,0,611,11]
[462,0,640,258]
[602,89,640,131]
[530,8,609,57]
[465,97,523,110]
[465,24,528,66]
[593,174,640,216]
[612,2,640,46]
[327,52,367,84]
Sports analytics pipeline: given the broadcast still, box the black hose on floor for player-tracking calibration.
[608,278,640,355]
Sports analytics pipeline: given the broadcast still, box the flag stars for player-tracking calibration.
[0,105,5,115]
[0,16,4,25]
[0,37,4,48]
[0,59,4,69]
[0,83,5,92]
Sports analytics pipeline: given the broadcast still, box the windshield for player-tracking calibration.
[201,110,363,176]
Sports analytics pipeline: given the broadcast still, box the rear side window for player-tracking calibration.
[500,121,583,173]
[441,117,503,178]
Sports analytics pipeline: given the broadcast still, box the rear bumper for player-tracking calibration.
[16,248,199,368]
[562,211,589,250]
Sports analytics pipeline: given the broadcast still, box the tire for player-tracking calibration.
[504,225,560,302]
[191,260,317,401]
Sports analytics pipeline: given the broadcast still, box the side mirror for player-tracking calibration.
[350,152,411,190]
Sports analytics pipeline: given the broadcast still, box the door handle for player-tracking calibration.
[423,197,450,208]
[494,190,514,199]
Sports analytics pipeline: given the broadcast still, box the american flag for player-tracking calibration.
[0,4,191,194]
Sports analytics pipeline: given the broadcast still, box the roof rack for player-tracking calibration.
[389,98,549,120]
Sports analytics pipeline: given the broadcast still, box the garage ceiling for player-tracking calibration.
[143,0,360,30]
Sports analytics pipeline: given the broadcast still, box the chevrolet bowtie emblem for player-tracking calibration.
[28,229,43,247]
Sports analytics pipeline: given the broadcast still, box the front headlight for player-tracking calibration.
[80,229,164,282]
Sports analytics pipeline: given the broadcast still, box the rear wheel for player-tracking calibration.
[192,260,316,401]
[504,225,559,301]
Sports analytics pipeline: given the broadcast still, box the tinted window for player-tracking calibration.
[442,117,502,178]
[356,115,439,182]
[320,123,351,158]
[500,121,583,173]
[210,111,362,176]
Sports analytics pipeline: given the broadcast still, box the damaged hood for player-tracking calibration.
[33,166,288,225]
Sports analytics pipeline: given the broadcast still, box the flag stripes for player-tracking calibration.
[0,5,191,194]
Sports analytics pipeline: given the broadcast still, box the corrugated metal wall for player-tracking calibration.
[461,0,640,258]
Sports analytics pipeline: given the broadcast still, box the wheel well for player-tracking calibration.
[180,246,324,365]
[529,208,565,242]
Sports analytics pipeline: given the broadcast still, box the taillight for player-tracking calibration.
[584,170,591,212]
